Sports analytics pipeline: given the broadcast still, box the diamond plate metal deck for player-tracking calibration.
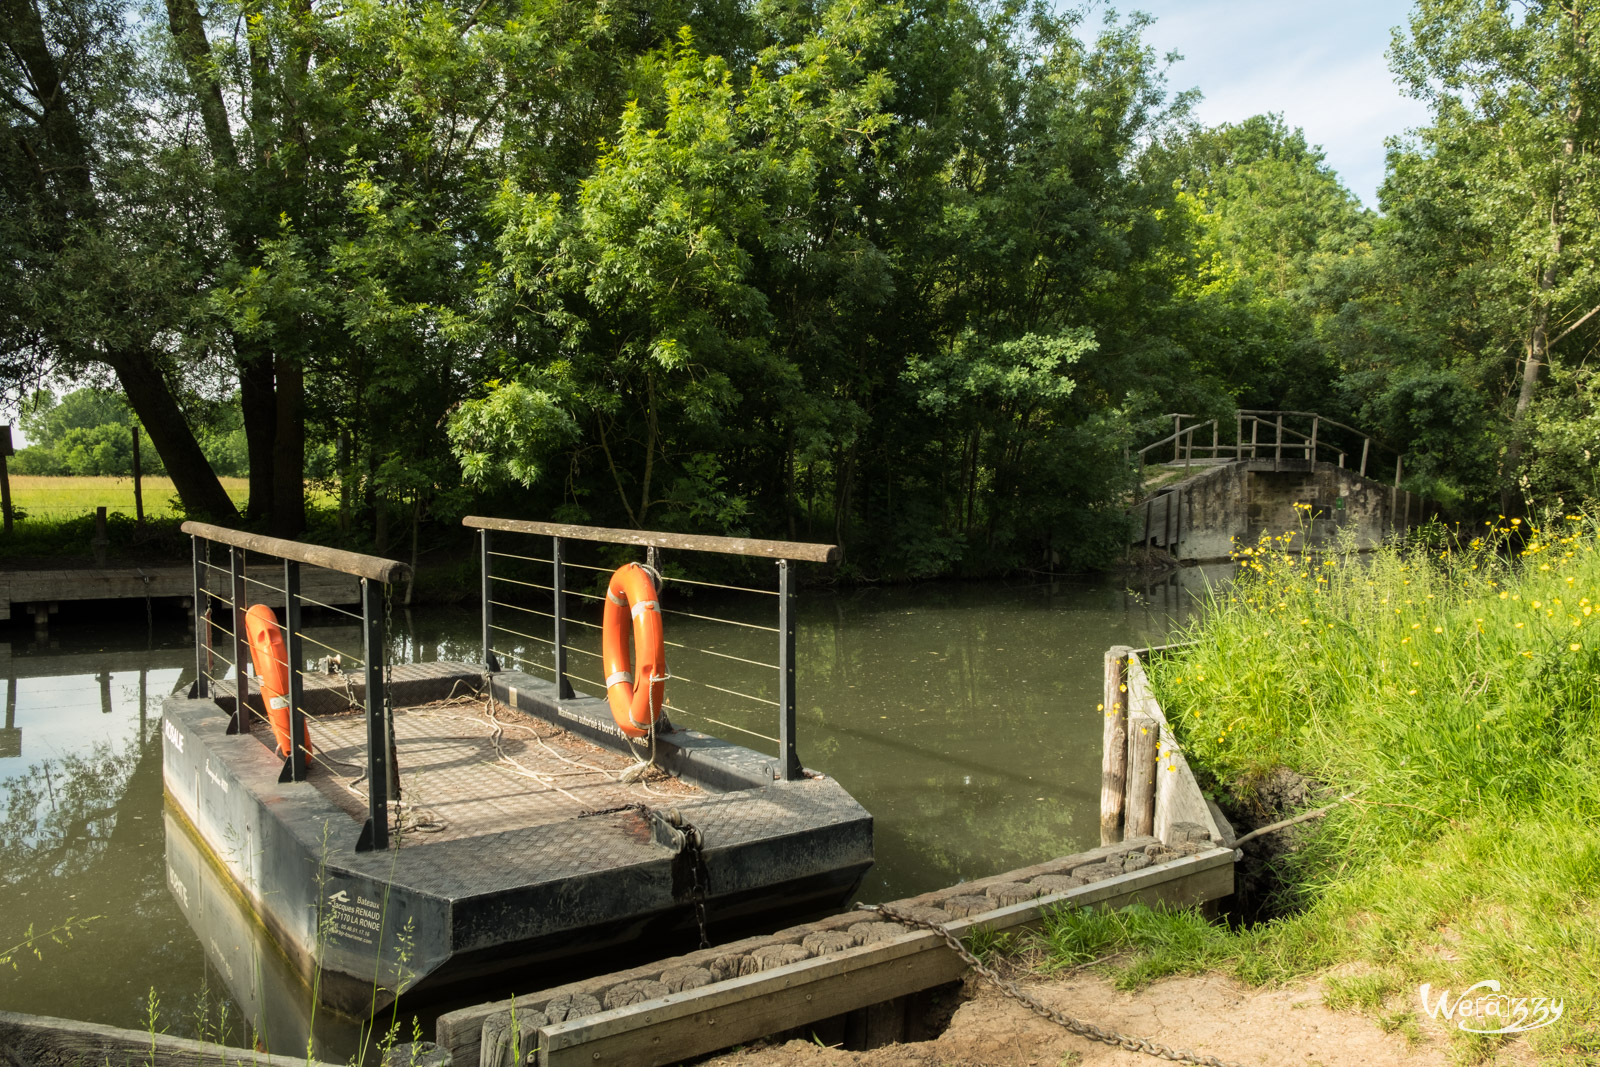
[301,699,701,841]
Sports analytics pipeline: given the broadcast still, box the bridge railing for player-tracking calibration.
[1133,411,1405,489]
[461,517,839,781]
[182,521,410,851]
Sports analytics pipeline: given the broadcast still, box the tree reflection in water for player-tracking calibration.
[0,673,234,1039]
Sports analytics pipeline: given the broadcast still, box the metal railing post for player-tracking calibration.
[359,577,389,851]
[1309,416,1319,464]
[480,530,498,672]
[553,535,573,700]
[1275,414,1284,471]
[777,559,801,781]
[283,559,307,782]
[230,546,250,733]
[192,536,208,699]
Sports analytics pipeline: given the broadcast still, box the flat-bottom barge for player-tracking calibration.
[162,520,870,1016]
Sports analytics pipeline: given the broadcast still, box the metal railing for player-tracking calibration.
[1133,410,1405,487]
[462,517,840,781]
[183,521,411,851]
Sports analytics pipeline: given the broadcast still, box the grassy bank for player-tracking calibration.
[1029,518,1600,1062]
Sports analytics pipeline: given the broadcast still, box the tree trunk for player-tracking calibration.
[107,348,238,521]
[337,428,352,535]
[271,352,306,537]
[1505,193,1568,511]
[239,345,276,519]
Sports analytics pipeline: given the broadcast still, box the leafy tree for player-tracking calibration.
[0,0,237,518]
[1387,0,1600,507]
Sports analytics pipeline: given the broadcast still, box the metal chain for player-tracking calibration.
[384,582,395,699]
[685,823,711,950]
[383,582,400,811]
[864,904,1246,1067]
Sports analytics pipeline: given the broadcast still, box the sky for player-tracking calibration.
[1125,0,1432,208]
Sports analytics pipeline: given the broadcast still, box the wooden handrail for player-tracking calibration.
[462,516,841,563]
[1135,410,1401,474]
[1135,420,1216,458]
[1237,411,1381,445]
[181,522,410,584]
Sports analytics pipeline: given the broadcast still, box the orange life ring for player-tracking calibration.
[601,563,667,738]
[244,604,312,760]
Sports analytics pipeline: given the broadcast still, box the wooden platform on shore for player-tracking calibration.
[436,831,1234,1067]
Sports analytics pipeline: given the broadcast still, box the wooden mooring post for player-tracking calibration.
[1125,710,1159,838]
[1099,646,1131,845]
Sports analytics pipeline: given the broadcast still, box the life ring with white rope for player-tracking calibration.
[600,562,667,738]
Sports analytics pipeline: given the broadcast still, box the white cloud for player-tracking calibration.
[1122,0,1432,207]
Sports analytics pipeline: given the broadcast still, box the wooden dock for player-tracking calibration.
[0,565,358,625]
[435,833,1232,1066]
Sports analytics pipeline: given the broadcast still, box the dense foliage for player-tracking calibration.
[6,0,1600,572]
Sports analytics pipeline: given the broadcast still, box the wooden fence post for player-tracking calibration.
[1100,646,1132,845]
[0,425,12,535]
[131,424,144,530]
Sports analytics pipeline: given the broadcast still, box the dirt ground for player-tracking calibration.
[701,971,1536,1067]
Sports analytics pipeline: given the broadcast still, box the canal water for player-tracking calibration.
[0,569,1220,1058]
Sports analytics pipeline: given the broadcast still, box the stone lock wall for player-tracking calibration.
[1131,461,1439,562]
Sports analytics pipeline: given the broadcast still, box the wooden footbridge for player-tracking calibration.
[1129,410,1440,562]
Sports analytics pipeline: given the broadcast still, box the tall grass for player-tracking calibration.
[1039,515,1600,1061]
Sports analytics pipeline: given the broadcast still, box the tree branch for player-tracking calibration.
[1549,301,1600,349]
[0,82,43,122]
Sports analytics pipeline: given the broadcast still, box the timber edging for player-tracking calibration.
[0,1009,344,1067]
